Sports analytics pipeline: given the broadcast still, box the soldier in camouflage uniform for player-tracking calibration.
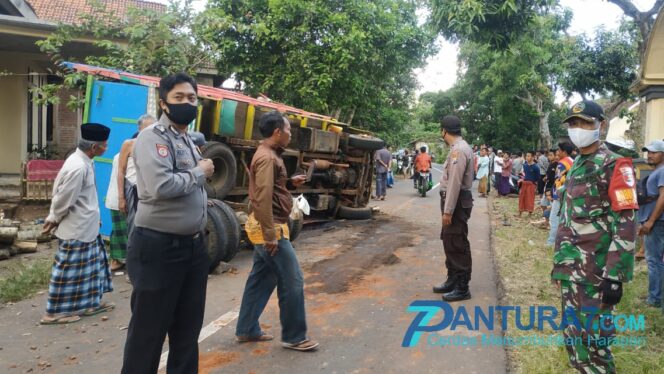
[551,100,637,374]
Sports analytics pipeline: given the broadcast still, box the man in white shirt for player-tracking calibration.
[40,123,114,325]
[493,150,504,190]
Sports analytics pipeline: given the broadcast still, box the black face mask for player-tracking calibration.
[164,102,198,125]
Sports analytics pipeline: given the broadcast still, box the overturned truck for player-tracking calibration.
[65,63,383,271]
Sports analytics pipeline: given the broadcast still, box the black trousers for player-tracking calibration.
[122,227,209,374]
[537,174,545,195]
[440,190,473,280]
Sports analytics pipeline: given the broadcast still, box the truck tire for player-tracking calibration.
[202,142,237,199]
[288,218,304,242]
[348,134,385,151]
[337,205,373,220]
[205,203,227,273]
[210,199,241,262]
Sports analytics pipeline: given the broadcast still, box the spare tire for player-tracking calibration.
[210,199,241,262]
[205,203,227,272]
[202,142,237,199]
[337,205,373,220]
[288,218,304,242]
[348,134,385,151]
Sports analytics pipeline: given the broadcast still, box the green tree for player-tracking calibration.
[35,0,210,109]
[560,23,639,101]
[429,0,556,49]
[195,0,436,129]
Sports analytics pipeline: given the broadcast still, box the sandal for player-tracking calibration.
[40,315,81,325]
[110,260,125,272]
[282,339,319,351]
[82,302,116,316]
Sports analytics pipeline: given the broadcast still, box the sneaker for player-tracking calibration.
[236,333,274,343]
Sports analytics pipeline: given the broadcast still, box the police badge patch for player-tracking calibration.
[156,144,169,158]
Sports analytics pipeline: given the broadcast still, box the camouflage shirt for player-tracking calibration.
[551,143,637,286]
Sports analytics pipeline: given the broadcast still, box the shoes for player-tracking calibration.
[236,333,274,343]
[442,287,471,302]
[442,275,471,302]
[433,275,457,294]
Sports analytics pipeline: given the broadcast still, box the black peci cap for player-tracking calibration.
[81,123,110,141]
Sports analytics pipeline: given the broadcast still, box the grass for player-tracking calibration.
[490,196,664,374]
[0,258,52,303]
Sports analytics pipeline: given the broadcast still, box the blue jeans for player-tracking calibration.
[645,221,664,306]
[547,199,561,246]
[375,172,387,197]
[236,238,307,344]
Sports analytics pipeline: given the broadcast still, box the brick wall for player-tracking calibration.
[54,89,82,159]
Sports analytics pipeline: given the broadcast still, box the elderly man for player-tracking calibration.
[107,114,157,271]
[236,111,319,351]
[41,123,114,325]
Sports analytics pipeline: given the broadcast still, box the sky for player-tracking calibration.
[158,0,656,94]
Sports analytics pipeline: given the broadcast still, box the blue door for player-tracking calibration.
[87,79,149,236]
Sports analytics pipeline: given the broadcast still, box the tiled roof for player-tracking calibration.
[26,0,166,24]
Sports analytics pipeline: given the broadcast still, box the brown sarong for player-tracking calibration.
[518,180,536,212]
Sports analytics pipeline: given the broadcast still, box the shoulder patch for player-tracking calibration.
[156,144,169,158]
[609,157,638,211]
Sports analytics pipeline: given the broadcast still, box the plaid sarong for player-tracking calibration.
[109,209,128,260]
[46,236,113,315]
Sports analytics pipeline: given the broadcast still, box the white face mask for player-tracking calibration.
[568,127,600,148]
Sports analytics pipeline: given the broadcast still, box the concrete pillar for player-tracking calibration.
[642,86,664,144]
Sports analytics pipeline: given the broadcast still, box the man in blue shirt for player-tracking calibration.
[638,140,664,310]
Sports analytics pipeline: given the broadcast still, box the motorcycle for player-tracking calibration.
[415,170,432,197]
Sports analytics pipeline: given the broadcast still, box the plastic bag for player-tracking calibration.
[291,194,310,219]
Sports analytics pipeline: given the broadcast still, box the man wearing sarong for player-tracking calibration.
[41,123,114,325]
[111,113,157,272]
[518,151,540,217]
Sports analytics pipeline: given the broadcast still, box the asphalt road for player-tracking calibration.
[0,165,507,373]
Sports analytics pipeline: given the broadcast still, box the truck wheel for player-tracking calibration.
[210,199,241,262]
[337,205,373,220]
[205,203,227,273]
[347,134,385,151]
[203,142,237,199]
[288,218,304,242]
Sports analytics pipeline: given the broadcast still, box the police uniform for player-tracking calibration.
[552,101,637,373]
[435,116,475,301]
[122,114,209,374]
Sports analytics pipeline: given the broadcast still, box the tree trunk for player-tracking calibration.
[539,110,552,150]
[346,107,356,126]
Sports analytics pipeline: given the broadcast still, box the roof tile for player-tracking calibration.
[26,0,166,24]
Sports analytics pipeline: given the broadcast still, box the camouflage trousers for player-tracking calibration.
[560,280,617,374]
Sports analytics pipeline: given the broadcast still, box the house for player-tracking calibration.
[0,0,166,177]
[636,6,664,145]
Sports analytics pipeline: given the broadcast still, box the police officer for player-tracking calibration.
[121,73,214,374]
[433,115,474,302]
[552,100,637,373]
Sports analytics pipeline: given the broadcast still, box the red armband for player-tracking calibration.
[608,157,638,211]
